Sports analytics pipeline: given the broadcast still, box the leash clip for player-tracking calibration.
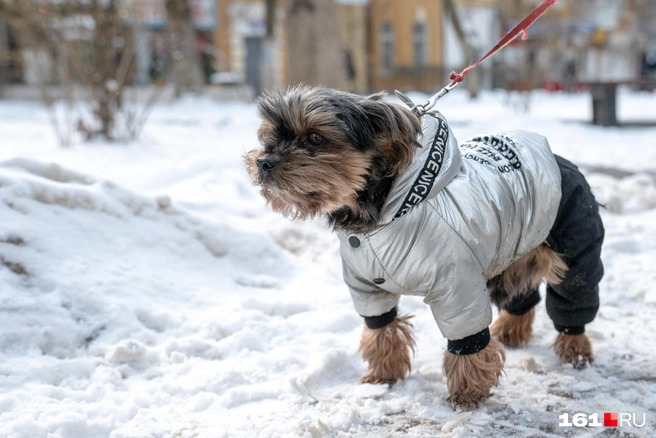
[395,82,460,117]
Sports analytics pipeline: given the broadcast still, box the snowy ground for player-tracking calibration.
[0,89,655,437]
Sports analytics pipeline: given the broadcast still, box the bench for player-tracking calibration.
[578,79,656,126]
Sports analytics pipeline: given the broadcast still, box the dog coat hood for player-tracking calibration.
[338,111,562,341]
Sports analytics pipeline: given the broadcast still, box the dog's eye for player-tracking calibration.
[307,132,324,147]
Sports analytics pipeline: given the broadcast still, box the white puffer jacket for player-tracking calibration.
[338,111,562,340]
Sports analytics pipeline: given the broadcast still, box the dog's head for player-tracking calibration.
[244,85,421,221]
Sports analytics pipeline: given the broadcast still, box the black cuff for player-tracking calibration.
[504,289,541,316]
[362,307,397,329]
[447,328,491,355]
[554,324,585,335]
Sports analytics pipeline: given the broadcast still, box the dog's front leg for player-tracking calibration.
[358,310,416,385]
[443,328,505,409]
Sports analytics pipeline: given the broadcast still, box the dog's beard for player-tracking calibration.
[244,148,372,220]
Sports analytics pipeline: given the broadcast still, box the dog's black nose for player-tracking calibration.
[257,156,279,178]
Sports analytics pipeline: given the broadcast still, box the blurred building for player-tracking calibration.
[480,0,655,89]
[204,0,656,93]
[0,0,219,87]
[368,0,445,91]
[126,0,219,85]
[215,0,446,93]
[1,0,654,93]
[214,0,286,94]
[570,0,656,83]
[214,0,368,93]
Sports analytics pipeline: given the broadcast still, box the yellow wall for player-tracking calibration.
[370,0,443,68]
[369,0,445,91]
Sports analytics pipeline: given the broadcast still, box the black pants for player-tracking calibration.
[504,155,604,334]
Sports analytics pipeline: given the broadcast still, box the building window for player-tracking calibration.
[381,21,394,69]
[413,21,427,67]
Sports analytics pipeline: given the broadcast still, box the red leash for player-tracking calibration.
[396,0,558,115]
[449,0,558,86]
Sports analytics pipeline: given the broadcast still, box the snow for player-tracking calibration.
[0,88,655,437]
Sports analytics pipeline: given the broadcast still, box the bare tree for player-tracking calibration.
[0,11,7,94]
[498,0,538,113]
[0,0,162,144]
[285,0,346,89]
[84,0,136,138]
[165,0,205,96]
[444,0,481,99]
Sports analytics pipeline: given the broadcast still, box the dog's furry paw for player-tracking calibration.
[490,308,534,347]
[443,338,506,410]
[446,391,489,410]
[359,315,416,385]
[358,371,397,385]
[553,333,594,369]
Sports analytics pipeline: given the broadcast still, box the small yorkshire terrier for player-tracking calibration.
[245,85,604,408]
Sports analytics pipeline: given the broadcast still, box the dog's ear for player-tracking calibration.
[361,94,422,172]
[366,91,387,102]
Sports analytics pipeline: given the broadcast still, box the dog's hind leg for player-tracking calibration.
[491,307,535,347]
[491,287,540,347]
[359,314,416,385]
[553,332,593,369]
[490,244,568,347]
[490,243,568,304]
[544,155,604,369]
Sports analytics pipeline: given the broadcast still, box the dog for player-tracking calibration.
[244,85,604,408]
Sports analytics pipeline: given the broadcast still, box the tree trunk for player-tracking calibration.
[285,0,346,89]
[444,0,480,99]
[0,12,7,94]
[165,0,205,96]
[258,0,277,95]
